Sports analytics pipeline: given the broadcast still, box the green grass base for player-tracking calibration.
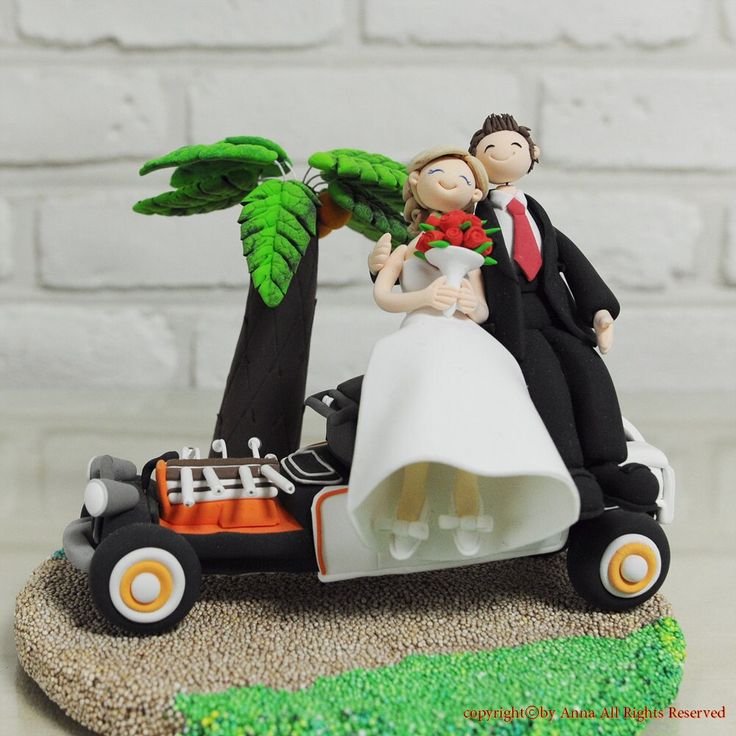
[174,616,684,735]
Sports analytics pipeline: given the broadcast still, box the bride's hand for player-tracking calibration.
[456,279,478,316]
[423,276,458,312]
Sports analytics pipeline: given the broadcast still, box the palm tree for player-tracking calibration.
[134,136,408,458]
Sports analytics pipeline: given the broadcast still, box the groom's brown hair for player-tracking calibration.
[469,113,538,171]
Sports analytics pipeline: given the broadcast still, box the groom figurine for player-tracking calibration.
[467,113,657,517]
[369,114,659,519]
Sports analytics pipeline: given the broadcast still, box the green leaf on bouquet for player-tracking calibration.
[239,180,318,307]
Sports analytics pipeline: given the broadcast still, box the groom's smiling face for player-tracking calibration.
[474,130,539,186]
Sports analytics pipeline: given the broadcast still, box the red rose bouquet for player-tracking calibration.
[414,210,499,266]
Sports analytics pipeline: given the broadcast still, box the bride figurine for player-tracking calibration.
[347,145,578,562]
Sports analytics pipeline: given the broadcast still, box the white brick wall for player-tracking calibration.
[0,199,11,281]
[0,0,734,396]
[0,68,169,164]
[17,0,345,48]
[189,68,521,162]
[364,0,703,47]
[0,305,178,388]
[536,192,701,290]
[725,0,736,41]
[541,70,736,170]
[0,1,14,43]
[726,206,736,285]
[39,193,245,289]
[605,305,736,392]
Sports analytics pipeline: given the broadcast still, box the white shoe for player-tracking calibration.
[438,500,493,557]
[382,504,429,561]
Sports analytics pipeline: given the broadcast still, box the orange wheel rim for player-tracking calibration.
[119,560,174,613]
[607,542,657,595]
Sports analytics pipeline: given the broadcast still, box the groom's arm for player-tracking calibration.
[555,228,620,325]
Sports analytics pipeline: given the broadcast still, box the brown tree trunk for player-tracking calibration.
[211,236,319,458]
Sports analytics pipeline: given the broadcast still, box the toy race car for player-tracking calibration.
[63,379,675,635]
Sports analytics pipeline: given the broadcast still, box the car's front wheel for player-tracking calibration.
[567,509,670,612]
[89,523,201,635]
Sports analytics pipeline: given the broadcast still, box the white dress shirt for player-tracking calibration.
[489,189,542,259]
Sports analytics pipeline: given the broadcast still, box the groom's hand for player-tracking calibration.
[368,233,392,275]
[593,309,614,354]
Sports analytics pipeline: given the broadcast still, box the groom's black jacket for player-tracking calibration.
[474,194,620,362]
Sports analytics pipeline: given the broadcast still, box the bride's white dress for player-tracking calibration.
[347,254,579,560]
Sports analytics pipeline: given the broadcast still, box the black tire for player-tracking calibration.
[567,509,670,612]
[89,523,201,635]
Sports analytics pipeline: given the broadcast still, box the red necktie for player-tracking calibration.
[506,197,542,281]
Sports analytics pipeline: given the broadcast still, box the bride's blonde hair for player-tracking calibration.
[403,145,489,235]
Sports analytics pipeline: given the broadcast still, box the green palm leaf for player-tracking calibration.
[239,180,318,307]
[309,149,406,195]
[133,137,291,217]
[328,180,410,244]
[220,136,291,170]
[308,149,408,243]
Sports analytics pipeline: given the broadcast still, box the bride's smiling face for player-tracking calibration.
[409,157,483,212]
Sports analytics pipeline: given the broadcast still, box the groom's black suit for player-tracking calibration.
[474,193,632,497]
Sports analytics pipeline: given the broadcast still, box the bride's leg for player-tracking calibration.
[452,469,480,517]
[388,463,429,561]
[445,470,492,557]
[396,462,429,521]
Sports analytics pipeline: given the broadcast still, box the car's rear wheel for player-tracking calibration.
[89,523,201,635]
[567,509,669,611]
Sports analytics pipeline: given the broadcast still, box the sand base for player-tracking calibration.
[16,554,676,736]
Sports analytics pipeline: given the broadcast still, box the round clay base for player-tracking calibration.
[16,554,682,736]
